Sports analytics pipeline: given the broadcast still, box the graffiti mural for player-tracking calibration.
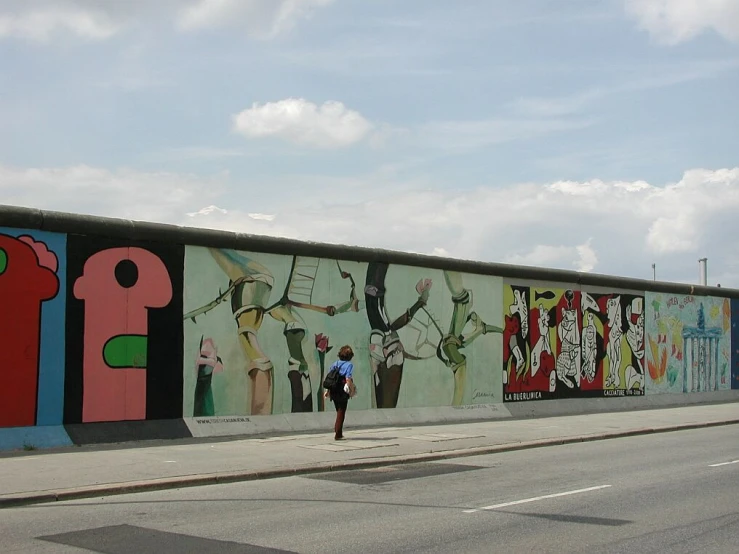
[0,229,65,428]
[64,237,184,423]
[184,249,360,416]
[733,299,739,390]
[583,292,645,395]
[183,247,503,417]
[503,285,645,401]
[3,202,739,448]
[646,293,731,394]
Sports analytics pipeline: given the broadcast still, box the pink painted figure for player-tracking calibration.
[74,247,172,422]
[196,338,224,375]
[194,337,224,417]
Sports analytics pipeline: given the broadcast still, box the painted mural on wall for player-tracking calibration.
[732,299,739,390]
[503,285,645,401]
[647,293,731,394]
[0,229,66,428]
[183,247,503,417]
[64,237,184,424]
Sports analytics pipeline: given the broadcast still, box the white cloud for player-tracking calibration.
[504,240,598,273]
[418,117,597,151]
[0,0,334,42]
[506,244,586,269]
[0,3,117,42]
[0,164,223,222]
[576,239,599,272]
[643,168,739,253]
[233,98,374,148]
[2,163,739,285]
[187,205,228,217]
[624,0,739,44]
[177,167,739,284]
[545,168,739,257]
[247,212,276,221]
[511,59,739,118]
[177,0,335,38]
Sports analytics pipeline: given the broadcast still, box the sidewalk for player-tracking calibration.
[2,403,738,508]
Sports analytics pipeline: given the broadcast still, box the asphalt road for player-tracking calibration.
[2,424,739,553]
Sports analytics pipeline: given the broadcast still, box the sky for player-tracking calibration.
[0,0,738,286]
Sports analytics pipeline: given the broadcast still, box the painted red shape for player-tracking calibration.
[74,247,172,423]
[507,305,556,393]
[0,235,59,428]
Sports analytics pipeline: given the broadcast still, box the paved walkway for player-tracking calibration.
[1,402,738,508]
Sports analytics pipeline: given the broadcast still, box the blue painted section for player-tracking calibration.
[36,232,67,425]
[732,299,739,390]
[0,425,73,451]
[0,227,67,426]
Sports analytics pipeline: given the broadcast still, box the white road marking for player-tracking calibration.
[464,485,612,514]
[709,459,739,467]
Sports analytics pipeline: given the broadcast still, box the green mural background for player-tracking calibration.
[183,247,503,416]
[646,292,731,394]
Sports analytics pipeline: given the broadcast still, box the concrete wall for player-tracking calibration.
[1,205,738,449]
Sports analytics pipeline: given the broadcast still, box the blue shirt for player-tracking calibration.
[331,360,353,379]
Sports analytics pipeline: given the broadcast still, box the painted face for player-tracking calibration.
[74,247,173,423]
[561,308,576,328]
[538,305,550,333]
[606,297,620,325]
[0,235,59,428]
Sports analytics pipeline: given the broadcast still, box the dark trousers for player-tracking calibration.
[333,397,348,438]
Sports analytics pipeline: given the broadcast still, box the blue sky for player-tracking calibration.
[1,0,738,286]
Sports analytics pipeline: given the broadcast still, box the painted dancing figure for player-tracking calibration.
[435,271,503,405]
[556,290,581,389]
[365,262,431,409]
[605,296,623,389]
[185,250,358,415]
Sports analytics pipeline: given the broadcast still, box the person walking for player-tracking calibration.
[324,345,356,440]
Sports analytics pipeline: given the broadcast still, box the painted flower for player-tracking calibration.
[415,278,433,303]
[723,299,731,333]
[415,278,432,295]
[197,337,224,374]
[315,333,330,353]
[647,336,667,382]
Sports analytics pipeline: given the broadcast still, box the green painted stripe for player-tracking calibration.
[0,248,6,275]
[103,335,148,368]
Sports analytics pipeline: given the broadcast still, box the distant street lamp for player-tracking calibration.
[698,258,707,286]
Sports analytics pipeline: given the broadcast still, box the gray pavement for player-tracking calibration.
[3,424,739,553]
[1,402,738,508]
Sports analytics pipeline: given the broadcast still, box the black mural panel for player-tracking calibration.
[64,235,184,424]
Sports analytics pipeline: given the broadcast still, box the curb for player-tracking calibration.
[2,418,738,509]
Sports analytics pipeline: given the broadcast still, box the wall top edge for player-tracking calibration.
[1,204,736,298]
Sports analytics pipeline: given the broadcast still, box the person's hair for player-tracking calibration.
[338,345,354,361]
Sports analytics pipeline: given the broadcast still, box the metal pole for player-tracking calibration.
[698,258,707,286]
[651,263,656,281]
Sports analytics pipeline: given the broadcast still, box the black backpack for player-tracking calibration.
[323,364,344,391]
